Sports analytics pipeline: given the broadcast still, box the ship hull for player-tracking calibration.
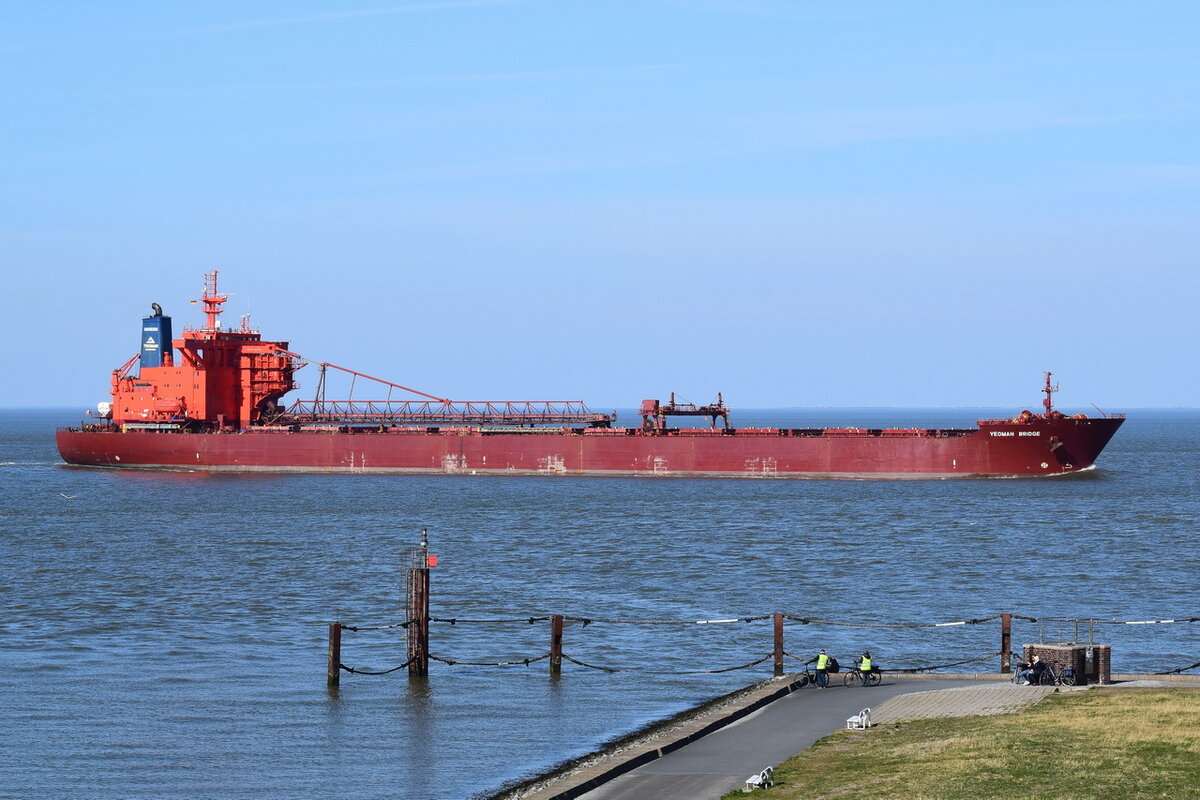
[56,416,1124,478]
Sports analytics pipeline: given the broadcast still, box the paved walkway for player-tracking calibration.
[493,673,1200,800]
[496,675,995,800]
[576,677,987,800]
[872,682,1056,724]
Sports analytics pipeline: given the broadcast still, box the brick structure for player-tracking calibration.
[1023,642,1112,685]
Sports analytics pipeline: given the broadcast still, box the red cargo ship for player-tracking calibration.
[57,272,1124,478]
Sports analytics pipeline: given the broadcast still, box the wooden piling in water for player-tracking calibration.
[327,622,342,687]
[550,614,564,675]
[408,566,429,677]
[773,613,784,676]
[1000,613,1012,673]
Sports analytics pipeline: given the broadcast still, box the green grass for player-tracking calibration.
[725,688,1200,800]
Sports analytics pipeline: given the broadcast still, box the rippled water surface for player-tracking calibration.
[2,408,1197,799]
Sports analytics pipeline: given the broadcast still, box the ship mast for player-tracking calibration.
[1042,371,1059,415]
[199,270,227,332]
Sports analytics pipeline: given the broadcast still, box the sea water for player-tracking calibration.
[1,408,1197,799]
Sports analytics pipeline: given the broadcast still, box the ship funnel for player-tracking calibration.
[141,310,173,368]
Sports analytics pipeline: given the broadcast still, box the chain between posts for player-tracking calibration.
[330,606,1200,681]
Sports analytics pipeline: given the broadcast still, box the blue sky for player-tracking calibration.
[3,1,1197,410]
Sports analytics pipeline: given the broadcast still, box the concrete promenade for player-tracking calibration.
[493,673,1199,800]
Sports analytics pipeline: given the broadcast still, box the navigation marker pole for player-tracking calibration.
[406,528,435,678]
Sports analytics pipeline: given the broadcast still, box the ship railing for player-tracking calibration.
[290,415,609,426]
[977,412,1127,424]
[285,398,613,427]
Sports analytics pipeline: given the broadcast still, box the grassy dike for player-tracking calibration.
[724,688,1200,800]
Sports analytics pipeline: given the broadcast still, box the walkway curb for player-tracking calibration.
[487,674,805,800]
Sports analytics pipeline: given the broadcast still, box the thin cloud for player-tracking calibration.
[358,103,1135,184]
[1105,163,1200,184]
[190,0,535,35]
[145,63,685,100]
[0,0,535,54]
[715,103,1137,149]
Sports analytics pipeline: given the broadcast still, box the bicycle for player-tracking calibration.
[795,662,831,688]
[844,660,882,687]
[796,663,814,687]
[1038,662,1076,686]
[1013,660,1076,686]
[796,662,844,690]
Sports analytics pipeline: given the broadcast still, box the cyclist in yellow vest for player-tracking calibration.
[858,651,873,686]
[813,649,831,688]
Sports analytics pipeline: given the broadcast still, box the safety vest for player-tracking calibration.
[816,653,830,670]
[860,656,872,671]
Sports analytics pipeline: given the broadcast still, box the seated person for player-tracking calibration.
[1026,655,1047,685]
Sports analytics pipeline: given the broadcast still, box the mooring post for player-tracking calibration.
[773,613,784,676]
[410,569,429,677]
[327,622,342,687]
[1000,613,1012,674]
[408,528,431,678]
[550,614,564,676]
